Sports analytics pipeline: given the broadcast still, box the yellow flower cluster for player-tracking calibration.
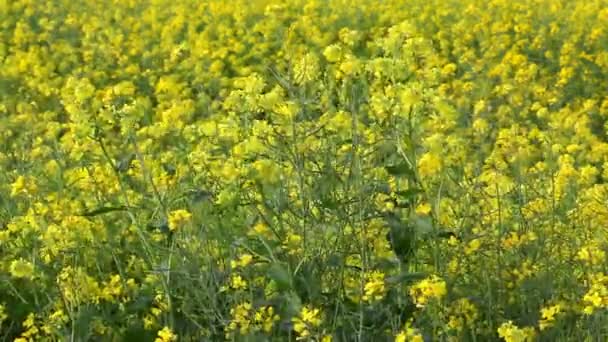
[155,327,178,342]
[292,306,323,340]
[1,0,608,340]
[225,302,280,338]
[409,275,447,308]
[582,273,608,315]
[497,321,535,342]
[395,321,424,342]
[168,209,192,232]
[8,258,35,280]
[447,298,479,334]
[539,303,563,331]
[362,270,386,303]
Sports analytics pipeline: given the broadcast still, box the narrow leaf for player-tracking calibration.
[385,162,414,177]
[79,205,132,217]
[267,263,292,291]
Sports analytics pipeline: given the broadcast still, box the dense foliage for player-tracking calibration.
[2,0,608,340]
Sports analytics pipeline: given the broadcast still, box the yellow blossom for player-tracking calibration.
[293,306,323,340]
[409,275,447,308]
[497,321,535,342]
[9,258,35,280]
[362,270,386,302]
[155,326,178,342]
[323,44,343,63]
[417,153,442,178]
[168,209,192,232]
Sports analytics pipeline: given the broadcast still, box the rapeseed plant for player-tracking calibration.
[2,0,608,340]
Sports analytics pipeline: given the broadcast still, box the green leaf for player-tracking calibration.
[284,291,302,317]
[79,205,132,217]
[385,271,427,285]
[385,162,415,177]
[580,57,603,76]
[385,213,416,263]
[122,323,155,341]
[411,214,434,237]
[184,189,214,202]
[115,153,135,173]
[393,188,423,200]
[267,263,292,291]
[73,305,95,341]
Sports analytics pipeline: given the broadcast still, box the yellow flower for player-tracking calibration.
[259,86,284,111]
[395,321,424,342]
[231,254,254,269]
[101,274,124,301]
[326,110,352,136]
[362,270,386,303]
[10,175,37,197]
[226,302,253,338]
[42,308,68,335]
[10,175,27,196]
[252,159,281,184]
[168,209,192,232]
[254,306,280,333]
[447,298,478,332]
[497,321,534,342]
[293,52,320,84]
[57,266,102,306]
[283,233,303,255]
[321,335,333,342]
[339,55,362,76]
[417,153,442,178]
[0,304,7,325]
[339,28,359,46]
[17,313,39,339]
[465,239,481,255]
[577,243,606,265]
[235,73,265,94]
[409,275,447,308]
[274,101,300,121]
[415,202,432,215]
[293,306,322,340]
[472,118,489,134]
[249,222,275,240]
[9,258,35,280]
[323,44,342,63]
[539,304,563,331]
[440,63,457,77]
[230,274,248,291]
[155,326,178,342]
[582,274,608,315]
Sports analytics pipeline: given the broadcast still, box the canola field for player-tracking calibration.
[2,0,608,340]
